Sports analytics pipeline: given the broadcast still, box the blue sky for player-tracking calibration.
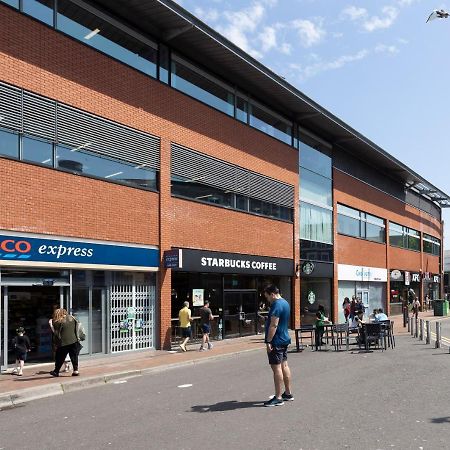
[174,0,450,248]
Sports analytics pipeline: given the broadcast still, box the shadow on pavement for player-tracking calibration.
[191,400,264,412]
[430,417,450,424]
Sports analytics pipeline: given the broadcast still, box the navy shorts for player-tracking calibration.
[181,327,192,338]
[16,352,27,361]
[202,324,211,334]
[267,345,288,365]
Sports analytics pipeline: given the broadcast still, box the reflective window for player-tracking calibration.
[407,229,420,251]
[0,128,19,158]
[56,145,157,190]
[423,234,440,256]
[300,240,333,262]
[22,136,53,166]
[299,141,332,178]
[389,223,404,248]
[23,0,54,25]
[389,222,420,251]
[57,0,157,77]
[171,58,234,116]
[236,97,248,123]
[338,212,360,238]
[300,167,332,207]
[249,103,292,145]
[236,194,248,211]
[338,204,385,243]
[300,202,333,244]
[158,44,170,84]
[1,0,19,8]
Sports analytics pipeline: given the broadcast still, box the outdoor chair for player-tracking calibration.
[331,323,349,351]
[295,324,315,351]
[378,320,395,349]
[363,323,385,351]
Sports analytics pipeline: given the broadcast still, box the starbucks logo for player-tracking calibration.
[302,261,315,275]
[308,291,316,305]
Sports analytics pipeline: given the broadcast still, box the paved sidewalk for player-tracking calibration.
[0,312,436,408]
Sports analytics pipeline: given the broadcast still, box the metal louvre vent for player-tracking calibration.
[23,92,56,140]
[171,144,294,208]
[58,105,160,169]
[0,82,22,131]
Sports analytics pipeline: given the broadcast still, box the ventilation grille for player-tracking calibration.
[171,144,294,208]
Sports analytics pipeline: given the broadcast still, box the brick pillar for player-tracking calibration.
[293,181,300,328]
[386,219,391,316]
[158,138,172,350]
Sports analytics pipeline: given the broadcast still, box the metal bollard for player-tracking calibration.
[403,307,408,328]
[419,319,424,340]
[410,317,414,336]
[415,317,419,338]
[426,321,431,345]
[435,321,441,349]
[407,316,410,332]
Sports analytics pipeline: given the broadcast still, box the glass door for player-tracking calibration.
[356,289,370,316]
[1,287,6,371]
[223,291,257,338]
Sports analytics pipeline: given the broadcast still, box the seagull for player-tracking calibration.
[426,9,450,23]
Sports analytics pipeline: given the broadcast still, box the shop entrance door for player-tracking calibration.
[356,290,370,315]
[223,290,257,338]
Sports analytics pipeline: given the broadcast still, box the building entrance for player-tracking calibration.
[223,290,257,338]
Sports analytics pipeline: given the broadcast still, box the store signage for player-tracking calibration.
[302,261,315,275]
[390,269,403,281]
[163,249,182,268]
[411,273,421,283]
[0,232,159,268]
[404,271,410,286]
[433,275,440,283]
[172,248,293,276]
[338,264,387,282]
[192,288,204,306]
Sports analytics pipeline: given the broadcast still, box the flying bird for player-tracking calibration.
[426,9,450,23]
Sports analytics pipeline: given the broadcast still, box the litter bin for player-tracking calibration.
[434,299,449,316]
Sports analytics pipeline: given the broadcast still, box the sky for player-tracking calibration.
[173,0,450,248]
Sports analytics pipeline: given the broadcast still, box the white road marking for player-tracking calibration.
[178,384,193,388]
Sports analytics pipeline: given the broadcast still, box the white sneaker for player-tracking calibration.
[180,343,186,352]
[199,347,206,352]
[12,367,18,374]
[207,343,214,350]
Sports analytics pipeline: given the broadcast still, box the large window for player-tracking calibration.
[1,0,19,7]
[171,56,234,117]
[300,202,333,244]
[423,233,441,256]
[249,102,292,145]
[0,128,19,158]
[389,222,420,251]
[300,167,332,207]
[57,0,157,77]
[300,141,332,178]
[22,135,53,166]
[337,204,385,243]
[172,174,293,221]
[23,0,54,25]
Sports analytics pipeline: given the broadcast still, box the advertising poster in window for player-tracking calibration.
[192,289,204,306]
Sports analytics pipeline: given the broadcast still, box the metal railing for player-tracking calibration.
[170,315,221,346]
[410,317,450,352]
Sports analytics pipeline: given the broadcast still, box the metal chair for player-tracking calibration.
[363,323,385,351]
[295,324,315,351]
[332,323,349,351]
[378,320,395,349]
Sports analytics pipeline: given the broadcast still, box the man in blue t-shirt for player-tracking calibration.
[263,284,293,407]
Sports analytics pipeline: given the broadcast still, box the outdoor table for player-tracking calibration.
[295,325,315,351]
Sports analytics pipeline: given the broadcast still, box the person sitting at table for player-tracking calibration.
[374,308,388,322]
[369,308,378,322]
[352,310,366,346]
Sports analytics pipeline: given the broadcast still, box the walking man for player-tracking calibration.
[178,301,192,352]
[263,284,293,407]
[199,300,214,351]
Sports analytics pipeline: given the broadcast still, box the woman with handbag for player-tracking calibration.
[49,308,81,377]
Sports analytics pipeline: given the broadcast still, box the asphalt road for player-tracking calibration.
[1,335,450,450]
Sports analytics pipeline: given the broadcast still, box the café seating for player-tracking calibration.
[363,323,385,351]
[332,323,349,351]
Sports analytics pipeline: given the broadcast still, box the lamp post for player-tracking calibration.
[426,9,450,23]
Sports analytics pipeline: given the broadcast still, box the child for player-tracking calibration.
[12,327,31,376]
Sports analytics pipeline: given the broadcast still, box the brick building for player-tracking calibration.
[0,0,447,368]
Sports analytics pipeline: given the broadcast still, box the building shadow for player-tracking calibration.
[191,400,264,412]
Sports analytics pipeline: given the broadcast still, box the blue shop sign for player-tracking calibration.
[0,234,159,268]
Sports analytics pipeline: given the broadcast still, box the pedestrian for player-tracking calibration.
[12,327,31,376]
[349,295,357,320]
[424,294,431,312]
[263,284,293,407]
[342,297,351,323]
[412,297,421,319]
[49,316,71,372]
[199,300,214,352]
[178,301,192,352]
[49,308,83,377]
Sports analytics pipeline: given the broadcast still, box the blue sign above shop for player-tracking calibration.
[0,234,159,268]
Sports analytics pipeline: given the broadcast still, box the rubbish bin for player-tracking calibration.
[434,299,449,316]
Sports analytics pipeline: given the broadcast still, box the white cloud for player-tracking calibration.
[341,6,368,21]
[290,49,369,80]
[375,44,399,54]
[193,7,219,22]
[292,18,326,47]
[363,6,399,32]
[280,42,292,55]
[398,38,409,45]
[259,26,277,52]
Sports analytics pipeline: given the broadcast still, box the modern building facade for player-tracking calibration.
[0,0,447,368]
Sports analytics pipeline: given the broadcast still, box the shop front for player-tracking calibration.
[0,231,159,370]
[389,270,422,315]
[338,264,387,319]
[299,260,333,325]
[168,249,293,340]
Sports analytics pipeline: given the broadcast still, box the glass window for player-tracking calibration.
[23,136,53,166]
[249,103,292,145]
[249,198,262,214]
[389,223,404,248]
[366,223,385,243]
[23,0,54,26]
[299,141,332,178]
[236,97,248,123]
[171,59,234,116]
[236,194,248,211]
[338,213,360,238]
[300,167,332,207]
[1,0,19,8]
[337,204,360,219]
[423,238,433,254]
[300,240,333,262]
[0,128,19,158]
[407,229,420,251]
[57,145,157,190]
[57,0,157,77]
[300,202,333,244]
[158,44,170,84]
